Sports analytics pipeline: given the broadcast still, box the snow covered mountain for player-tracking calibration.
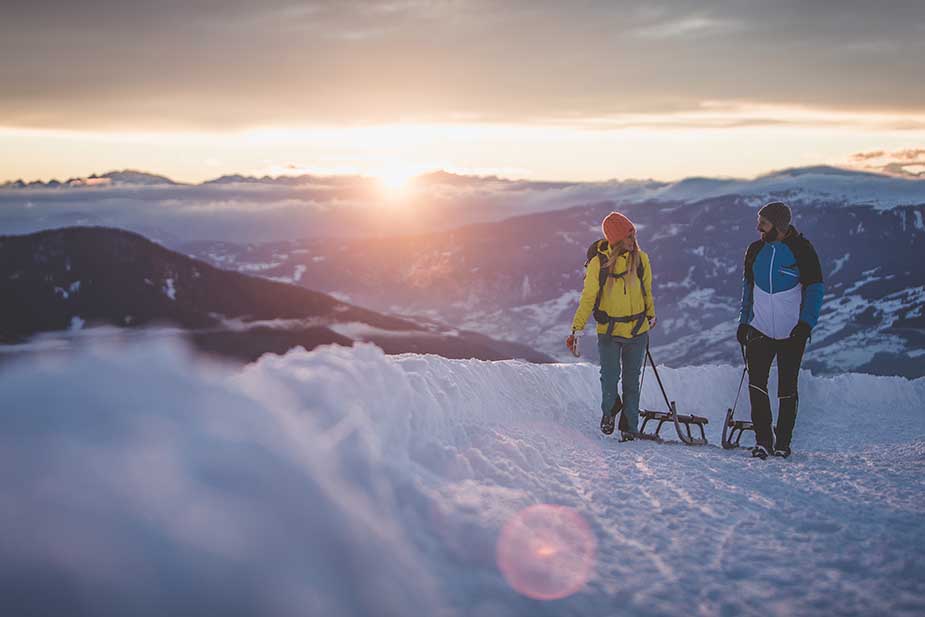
[0,227,551,363]
[628,165,925,210]
[183,197,925,377]
[4,166,924,374]
[2,340,922,616]
[2,166,924,243]
[0,169,178,189]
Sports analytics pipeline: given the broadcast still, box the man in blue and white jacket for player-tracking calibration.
[737,202,824,459]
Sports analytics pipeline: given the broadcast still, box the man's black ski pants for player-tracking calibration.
[745,328,807,451]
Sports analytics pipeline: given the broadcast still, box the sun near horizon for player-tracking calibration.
[1,2,923,184]
[2,114,925,188]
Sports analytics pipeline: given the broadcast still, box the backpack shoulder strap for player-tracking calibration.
[637,253,647,298]
[744,240,764,284]
[783,232,823,286]
[583,239,611,322]
[583,238,611,289]
[584,239,608,267]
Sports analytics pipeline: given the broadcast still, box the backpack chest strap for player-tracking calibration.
[593,310,648,337]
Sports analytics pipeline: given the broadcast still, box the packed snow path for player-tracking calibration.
[1,341,923,616]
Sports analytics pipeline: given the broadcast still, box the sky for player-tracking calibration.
[2,0,925,184]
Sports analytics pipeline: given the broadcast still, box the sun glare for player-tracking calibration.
[374,166,419,198]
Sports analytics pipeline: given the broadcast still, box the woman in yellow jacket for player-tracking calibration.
[567,212,656,440]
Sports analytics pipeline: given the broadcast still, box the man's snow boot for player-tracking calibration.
[773,447,791,458]
[619,431,636,442]
[751,445,769,460]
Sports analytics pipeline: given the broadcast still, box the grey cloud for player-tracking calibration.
[878,162,925,177]
[850,148,925,177]
[633,15,744,39]
[1,1,924,130]
[851,150,887,161]
[851,148,925,162]
[894,149,925,161]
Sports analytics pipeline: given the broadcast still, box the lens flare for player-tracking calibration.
[496,504,597,601]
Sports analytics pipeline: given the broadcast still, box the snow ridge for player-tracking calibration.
[1,341,923,616]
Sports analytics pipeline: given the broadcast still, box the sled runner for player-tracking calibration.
[638,345,709,445]
[722,348,756,449]
[721,407,755,449]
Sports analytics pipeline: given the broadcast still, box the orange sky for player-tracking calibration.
[2,1,924,183]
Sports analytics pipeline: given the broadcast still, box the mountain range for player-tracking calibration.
[180,195,925,377]
[2,165,925,245]
[3,165,924,375]
[5,166,924,211]
[1,170,179,189]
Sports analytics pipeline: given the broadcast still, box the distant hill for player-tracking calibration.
[0,227,552,363]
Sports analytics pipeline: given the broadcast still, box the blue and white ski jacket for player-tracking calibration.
[739,227,824,340]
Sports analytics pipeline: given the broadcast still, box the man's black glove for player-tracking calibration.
[790,321,811,342]
[736,324,750,346]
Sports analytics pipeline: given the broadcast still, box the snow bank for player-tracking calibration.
[1,341,923,616]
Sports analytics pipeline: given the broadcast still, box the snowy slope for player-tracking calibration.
[1,341,923,616]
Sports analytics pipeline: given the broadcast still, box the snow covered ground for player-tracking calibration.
[2,341,923,616]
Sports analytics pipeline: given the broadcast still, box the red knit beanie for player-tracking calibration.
[602,211,636,245]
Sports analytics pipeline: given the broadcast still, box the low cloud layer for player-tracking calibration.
[0,172,605,242]
[3,165,925,243]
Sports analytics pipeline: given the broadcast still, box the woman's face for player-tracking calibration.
[619,232,637,252]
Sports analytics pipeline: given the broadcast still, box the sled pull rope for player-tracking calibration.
[645,343,673,411]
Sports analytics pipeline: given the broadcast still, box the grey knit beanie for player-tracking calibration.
[758,202,792,229]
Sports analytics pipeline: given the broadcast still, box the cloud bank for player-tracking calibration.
[3,165,925,243]
[3,1,925,130]
[851,148,925,177]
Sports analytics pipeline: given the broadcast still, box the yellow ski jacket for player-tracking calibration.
[571,243,656,338]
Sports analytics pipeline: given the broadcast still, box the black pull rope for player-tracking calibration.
[645,342,673,411]
[729,344,748,418]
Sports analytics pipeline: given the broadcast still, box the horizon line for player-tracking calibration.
[3,163,918,188]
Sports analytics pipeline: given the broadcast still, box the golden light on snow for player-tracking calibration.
[496,503,596,601]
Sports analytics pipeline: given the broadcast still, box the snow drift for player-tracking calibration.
[1,341,923,616]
